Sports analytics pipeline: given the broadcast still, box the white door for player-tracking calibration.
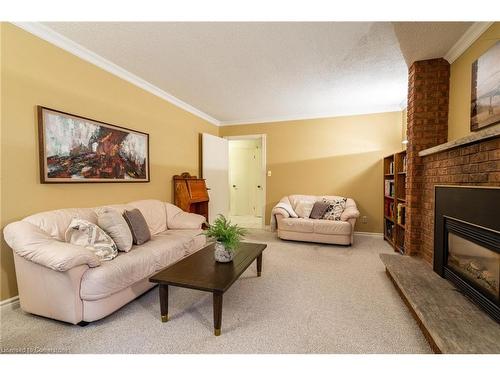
[229,139,263,218]
[202,133,229,224]
[229,146,254,216]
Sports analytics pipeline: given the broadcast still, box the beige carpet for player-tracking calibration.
[0,230,431,354]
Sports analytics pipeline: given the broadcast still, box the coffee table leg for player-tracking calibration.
[160,284,169,322]
[213,292,223,336]
[257,253,262,277]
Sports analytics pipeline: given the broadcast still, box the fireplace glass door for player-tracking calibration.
[447,233,499,303]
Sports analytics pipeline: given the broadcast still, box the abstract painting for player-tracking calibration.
[38,106,149,183]
[470,41,500,131]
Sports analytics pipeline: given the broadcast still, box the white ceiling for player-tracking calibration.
[37,22,474,125]
[392,22,473,66]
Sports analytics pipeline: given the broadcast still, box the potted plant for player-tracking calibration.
[205,215,247,262]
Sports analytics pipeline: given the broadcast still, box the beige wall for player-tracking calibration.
[0,23,218,300]
[220,111,404,233]
[448,22,500,141]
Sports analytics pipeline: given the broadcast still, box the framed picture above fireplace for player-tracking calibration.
[470,41,500,132]
[37,106,150,183]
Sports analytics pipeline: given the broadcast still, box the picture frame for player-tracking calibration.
[470,41,500,132]
[37,106,150,183]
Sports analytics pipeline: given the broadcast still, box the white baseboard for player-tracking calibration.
[0,295,20,310]
[354,231,384,238]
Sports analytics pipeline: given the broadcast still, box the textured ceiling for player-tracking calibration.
[392,22,473,66]
[41,22,472,125]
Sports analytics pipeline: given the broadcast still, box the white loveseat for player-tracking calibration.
[272,195,360,245]
[3,199,206,325]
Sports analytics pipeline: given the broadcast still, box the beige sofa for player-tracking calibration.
[3,199,206,325]
[272,195,359,245]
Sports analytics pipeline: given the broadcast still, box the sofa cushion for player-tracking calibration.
[65,218,118,261]
[313,219,352,235]
[295,200,315,218]
[24,208,97,241]
[123,209,151,245]
[288,195,316,212]
[156,229,205,256]
[309,201,330,219]
[128,200,167,235]
[279,218,314,233]
[322,197,347,221]
[97,207,133,252]
[80,231,204,300]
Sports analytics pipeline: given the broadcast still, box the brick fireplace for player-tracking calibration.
[404,57,500,265]
[405,58,450,257]
[418,138,500,264]
[380,55,500,351]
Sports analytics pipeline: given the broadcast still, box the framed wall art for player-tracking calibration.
[38,106,150,183]
[470,41,500,131]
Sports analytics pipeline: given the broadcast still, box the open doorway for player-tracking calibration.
[225,135,266,229]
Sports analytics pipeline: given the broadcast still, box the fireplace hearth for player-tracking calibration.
[434,186,500,323]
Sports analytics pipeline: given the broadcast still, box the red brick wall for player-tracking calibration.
[405,59,450,256]
[419,137,500,264]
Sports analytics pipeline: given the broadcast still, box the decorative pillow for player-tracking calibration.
[309,201,330,219]
[97,207,133,252]
[295,200,315,218]
[322,198,348,221]
[123,209,151,245]
[64,218,118,261]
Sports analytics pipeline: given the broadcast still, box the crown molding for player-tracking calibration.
[12,22,221,126]
[219,106,404,126]
[444,22,494,64]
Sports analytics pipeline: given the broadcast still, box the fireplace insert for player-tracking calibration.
[434,186,500,323]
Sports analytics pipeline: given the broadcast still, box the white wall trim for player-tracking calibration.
[12,22,221,126]
[219,106,404,126]
[0,295,20,309]
[354,231,384,238]
[444,22,494,64]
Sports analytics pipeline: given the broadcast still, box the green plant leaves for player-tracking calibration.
[204,215,247,251]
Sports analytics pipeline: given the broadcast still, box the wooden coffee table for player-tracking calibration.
[149,242,267,336]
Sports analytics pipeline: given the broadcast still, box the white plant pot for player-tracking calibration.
[214,241,234,263]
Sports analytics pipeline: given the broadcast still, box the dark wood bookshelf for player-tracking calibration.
[383,150,406,254]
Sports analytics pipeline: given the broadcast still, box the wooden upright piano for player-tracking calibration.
[173,172,209,223]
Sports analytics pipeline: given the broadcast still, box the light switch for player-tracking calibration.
[267,170,272,177]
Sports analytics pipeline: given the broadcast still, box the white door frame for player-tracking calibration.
[224,134,267,229]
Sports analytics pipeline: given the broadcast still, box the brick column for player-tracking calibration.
[405,58,450,257]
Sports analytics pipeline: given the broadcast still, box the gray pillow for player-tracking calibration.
[309,201,330,219]
[123,209,151,245]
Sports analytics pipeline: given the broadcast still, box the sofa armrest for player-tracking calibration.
[272,207,291,219]
[341,206,360,221]
[3,221,101,272]
[169,212,206,229]
[165,203,206,229]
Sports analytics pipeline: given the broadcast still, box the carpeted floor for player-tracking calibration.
[0,230,431,354]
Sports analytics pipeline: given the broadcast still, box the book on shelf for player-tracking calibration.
[385,221,394,239]
[402,155,407,172]
[388,161,394,174]
[384,179,395,197]
[397,203,406,225]
[385,200,395,218]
